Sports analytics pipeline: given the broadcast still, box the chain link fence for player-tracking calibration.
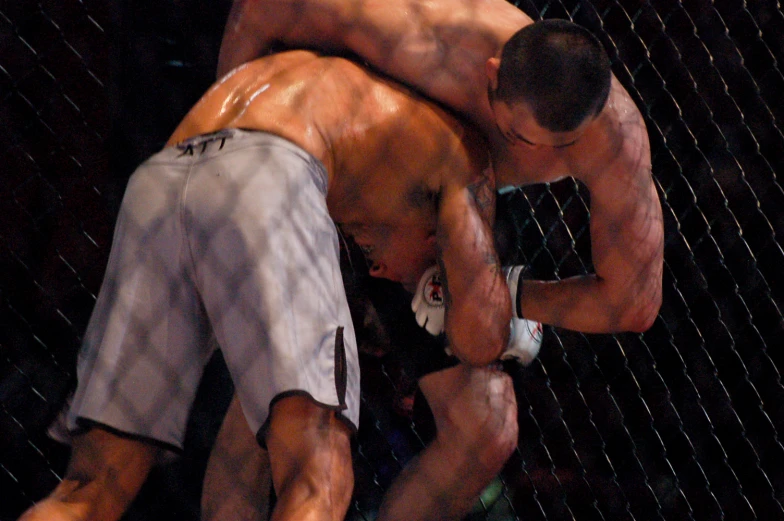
[1,0,782,520]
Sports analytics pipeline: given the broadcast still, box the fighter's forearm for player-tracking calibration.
[218,0,357,77]
[218,0,523,119]
[517,272,661,333]
[437,184,510,366]
[219,0,312,77]
[219,0,263,76]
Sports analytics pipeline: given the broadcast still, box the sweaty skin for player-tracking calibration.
[171,50,511,365]
[218,0,664,334]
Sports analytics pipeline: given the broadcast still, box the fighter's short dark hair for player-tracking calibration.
[496,19,612,132]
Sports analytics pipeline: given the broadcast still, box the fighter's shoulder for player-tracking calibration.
[573,87,650,195]
[357,67,462,124]
[414,101,488,164]
[592,83,648,159]
[596,78,641,129]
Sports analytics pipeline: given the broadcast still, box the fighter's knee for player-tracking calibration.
[301,456,354,511]
[271,455,354,521]
[326,468,354,514]
[437,369,518,473]
[284,469,354,512]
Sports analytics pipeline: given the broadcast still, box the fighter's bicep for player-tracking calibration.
[589,176,663,287]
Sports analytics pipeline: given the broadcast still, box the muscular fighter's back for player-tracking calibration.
[169,50,487,228]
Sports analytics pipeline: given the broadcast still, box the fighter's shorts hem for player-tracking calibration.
[255,390,358,449]
[67,418,185,455]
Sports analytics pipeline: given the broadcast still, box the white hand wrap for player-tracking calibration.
[411,265,446,335]
[502,318,543,366]
[412,264,544,366]
[503,265,526,319]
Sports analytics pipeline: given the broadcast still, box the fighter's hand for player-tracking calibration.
[412,264,544,365]
[411,265,446,336]
[499,265,543,364]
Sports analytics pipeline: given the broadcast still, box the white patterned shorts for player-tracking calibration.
[62,129,359,451]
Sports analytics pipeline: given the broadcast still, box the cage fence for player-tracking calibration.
[0,0,782,520]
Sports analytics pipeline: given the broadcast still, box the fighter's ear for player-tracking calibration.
[486,57,501,91]
[369,262,387,278]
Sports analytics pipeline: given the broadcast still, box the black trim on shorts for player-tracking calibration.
[255,390,358,449]
[253,325,355,449]
[335,326,348,408]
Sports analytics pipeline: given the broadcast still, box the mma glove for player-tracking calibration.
[410,265,542,366]
[411,265,446,335]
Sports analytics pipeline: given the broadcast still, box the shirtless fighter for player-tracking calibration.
[205,1,664,519]
[218,0,665,333]
[17,50,511,521]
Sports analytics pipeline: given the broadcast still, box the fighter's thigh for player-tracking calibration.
[418,364,518,445]
[188,139,360,437]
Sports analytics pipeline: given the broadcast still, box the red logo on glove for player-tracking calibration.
[423,273,444,307]
[526,321,544,342]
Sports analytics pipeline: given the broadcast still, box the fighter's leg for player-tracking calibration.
[186,132,359,520]
[377,364,518,521]
[265,395,354,521]
[19,146,217,521]
[202,395,272,521]
[18,427,158,521]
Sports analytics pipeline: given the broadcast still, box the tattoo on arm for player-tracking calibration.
[483,247,500,270]
[467,172,499,269]
[467,172,494,215]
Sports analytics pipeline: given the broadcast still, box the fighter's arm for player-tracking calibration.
[515,107,663,333]
[218,0,342,76]
[436,165,512,366]
[218,0,529,121]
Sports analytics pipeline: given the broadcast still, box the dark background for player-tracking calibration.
[1,0,782,519]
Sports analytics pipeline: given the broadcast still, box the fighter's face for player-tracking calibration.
[357,227,438,292]
[489,97,587,149]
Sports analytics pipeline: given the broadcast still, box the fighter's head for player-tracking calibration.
[354,227,438,293]
[485,19,612,147]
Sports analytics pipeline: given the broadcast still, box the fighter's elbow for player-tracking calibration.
[441,284,512,364]
[616,290,662,333]
[447,315,509,366]
[619,310,656,333]
[454,341,506,367]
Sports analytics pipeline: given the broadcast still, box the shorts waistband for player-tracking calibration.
[151,129,329,194]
